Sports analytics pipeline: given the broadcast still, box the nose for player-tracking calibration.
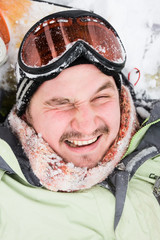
[71,104,100,135]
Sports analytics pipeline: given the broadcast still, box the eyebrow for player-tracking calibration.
[45,98,71,106]
[95,81,116,94]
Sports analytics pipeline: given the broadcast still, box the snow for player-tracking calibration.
[0,0,160,99]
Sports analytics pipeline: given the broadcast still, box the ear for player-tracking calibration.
[21,107,33,128]
[21,113,27,121]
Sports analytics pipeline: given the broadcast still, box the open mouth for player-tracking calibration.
[65,136,101,148]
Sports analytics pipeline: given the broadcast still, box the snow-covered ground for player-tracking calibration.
[0,0,160,99]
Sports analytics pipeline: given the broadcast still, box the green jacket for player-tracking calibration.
[0,102,160,240]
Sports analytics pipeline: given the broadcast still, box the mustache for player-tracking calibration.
[60,126,109,142]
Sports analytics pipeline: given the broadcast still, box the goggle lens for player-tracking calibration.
[21,16,125,68]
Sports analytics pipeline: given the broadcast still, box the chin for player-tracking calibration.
[66,155,101,169]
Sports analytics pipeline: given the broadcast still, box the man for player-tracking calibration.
[0,9,160,240]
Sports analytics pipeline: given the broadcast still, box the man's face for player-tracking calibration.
[25,64,121,169]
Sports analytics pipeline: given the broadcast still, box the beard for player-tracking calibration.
[57,126,111,169]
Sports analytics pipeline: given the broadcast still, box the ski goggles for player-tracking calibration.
[16,10,126,116]
[17,10,126,80]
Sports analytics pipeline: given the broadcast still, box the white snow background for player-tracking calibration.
[1,0,160,99]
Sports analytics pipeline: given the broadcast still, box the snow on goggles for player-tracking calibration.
[17,10,126,79]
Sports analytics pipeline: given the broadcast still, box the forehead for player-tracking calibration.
[35,64,117,99]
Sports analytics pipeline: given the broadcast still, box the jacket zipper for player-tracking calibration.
[149,173,160,198]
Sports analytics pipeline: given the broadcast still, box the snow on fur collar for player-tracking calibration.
[9,86,139,192]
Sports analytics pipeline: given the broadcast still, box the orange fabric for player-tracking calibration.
[0,10,10,44]
[0,0,32,49]
[0,0,31,29]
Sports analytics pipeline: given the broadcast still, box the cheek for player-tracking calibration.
[35,111,72,137]
[97,101,121,127]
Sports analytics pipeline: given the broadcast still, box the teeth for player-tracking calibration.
[67,137,98,146]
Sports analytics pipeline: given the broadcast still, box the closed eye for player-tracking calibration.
[95,95,110,99]
[92,95,110,102]
[54,103,75,111]
[91,93,115,106]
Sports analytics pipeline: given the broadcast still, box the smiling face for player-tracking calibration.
[25,64,121,169]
